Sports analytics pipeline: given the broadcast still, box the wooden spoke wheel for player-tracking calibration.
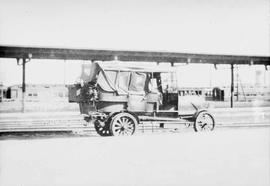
[94,120,111,136]
[194,111,215,132]
[110,113,138,136]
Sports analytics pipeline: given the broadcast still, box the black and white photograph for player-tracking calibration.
[0,0,270,185]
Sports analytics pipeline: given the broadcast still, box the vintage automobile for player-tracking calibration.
[69,62,215,136]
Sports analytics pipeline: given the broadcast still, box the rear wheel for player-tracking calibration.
[94,120,111,136]
[194,111,215,132]
[109,112,138,136]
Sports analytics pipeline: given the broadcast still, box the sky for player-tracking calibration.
[0,0,269,87]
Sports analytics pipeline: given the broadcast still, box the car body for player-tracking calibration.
[69,62,215,136]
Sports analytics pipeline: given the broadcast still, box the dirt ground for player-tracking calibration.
[0,127,269,186]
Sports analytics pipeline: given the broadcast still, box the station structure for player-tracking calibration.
[0,45,269,111]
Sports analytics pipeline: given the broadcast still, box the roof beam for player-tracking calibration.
[0,45,269,65]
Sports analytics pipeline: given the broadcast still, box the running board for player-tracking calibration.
[139,115,190,122]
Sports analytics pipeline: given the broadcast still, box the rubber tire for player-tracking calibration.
[94,119,112,136]
[109,112,138,136]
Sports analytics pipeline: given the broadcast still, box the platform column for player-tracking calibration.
[230,64,234,108]
[22,58,26,112]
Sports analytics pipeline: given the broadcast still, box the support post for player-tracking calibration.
[64,59,66,86]
[22,58,26,112]
[230,64,234,108]
[236,65,239,101]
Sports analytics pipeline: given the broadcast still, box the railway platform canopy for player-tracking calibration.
[0,45,269,109]
[0,45,269,65]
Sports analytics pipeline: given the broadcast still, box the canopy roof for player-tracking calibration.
[0,45,269,65]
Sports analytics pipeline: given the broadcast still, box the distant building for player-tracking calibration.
[2,83,269,103]
[178,85,270,102]
[6,84,69,102]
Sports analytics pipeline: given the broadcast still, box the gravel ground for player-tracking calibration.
[0,127,269,186]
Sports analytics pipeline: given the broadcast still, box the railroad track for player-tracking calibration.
[0,117,269,133]
[1,107,269,133]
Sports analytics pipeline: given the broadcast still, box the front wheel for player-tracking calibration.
[193,111,215,132]
[109,112,138,136]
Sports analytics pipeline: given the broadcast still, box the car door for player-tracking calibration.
[127,72,147,112]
